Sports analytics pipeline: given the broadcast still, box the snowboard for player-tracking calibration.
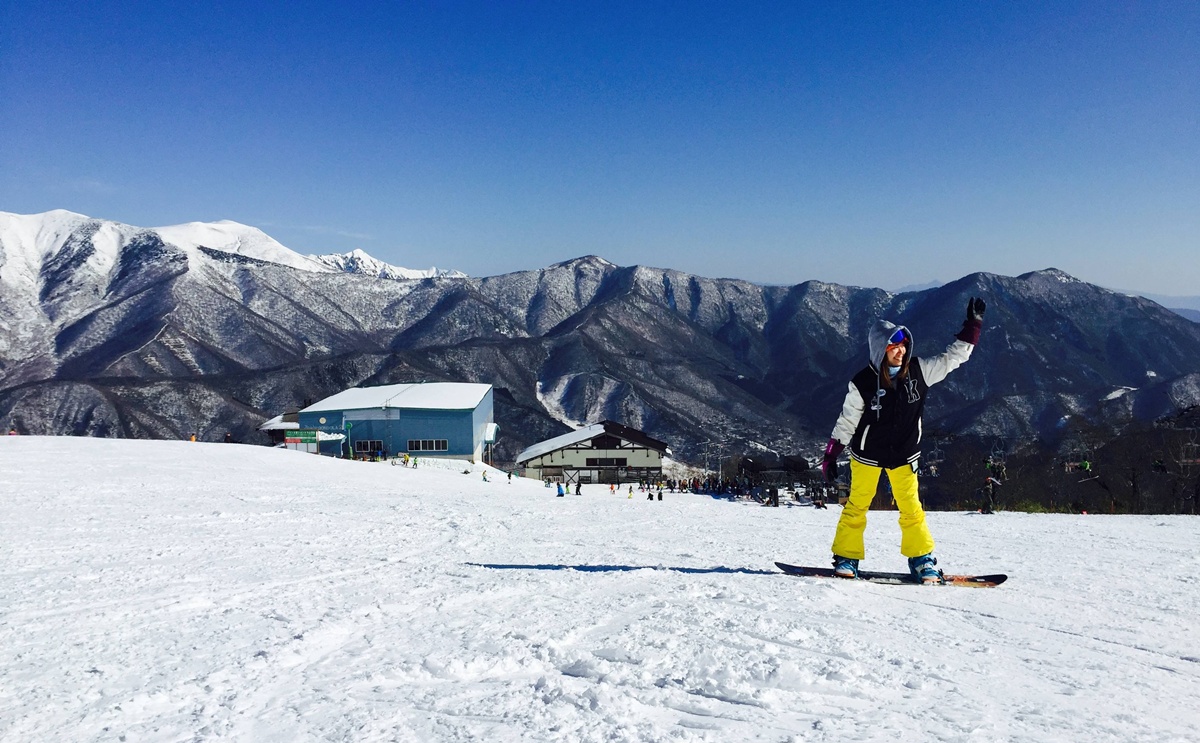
[775,561,1007,587]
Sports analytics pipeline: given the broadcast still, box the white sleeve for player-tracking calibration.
[831,381,864,445]
[921,339,974,386]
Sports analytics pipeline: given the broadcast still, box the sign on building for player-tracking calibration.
[284,429,320,454]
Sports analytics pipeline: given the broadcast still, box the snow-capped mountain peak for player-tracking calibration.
[0,210,337,279]
[0,210,96,270]
[2,211,469,285]
[0,211,345,365]
[154,220,333,273]
[308,249,467,280]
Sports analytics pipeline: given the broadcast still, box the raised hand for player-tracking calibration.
[967,297,986,324]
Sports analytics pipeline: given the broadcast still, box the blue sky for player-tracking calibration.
[2,2,1197,294]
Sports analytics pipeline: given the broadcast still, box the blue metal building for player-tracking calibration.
[297,382,495,461]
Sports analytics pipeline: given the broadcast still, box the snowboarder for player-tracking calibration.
[821,297,986,584]
[556,482,565,497]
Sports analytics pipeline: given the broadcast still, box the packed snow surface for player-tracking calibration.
[2,437,1198,742]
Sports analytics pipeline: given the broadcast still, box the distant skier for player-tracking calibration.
[980,476,1001,514]
[556,482,565,497]
[821,297,986,584]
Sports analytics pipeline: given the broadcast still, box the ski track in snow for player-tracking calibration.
[2,437,1198,742]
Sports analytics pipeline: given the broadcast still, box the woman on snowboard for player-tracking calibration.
[821,297,986,584]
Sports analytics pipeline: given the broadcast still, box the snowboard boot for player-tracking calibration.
[832,555,859,579]
[908,553,945,585]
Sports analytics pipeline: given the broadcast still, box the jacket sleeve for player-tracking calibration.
[920,339,974,386]
[831,380,865,445]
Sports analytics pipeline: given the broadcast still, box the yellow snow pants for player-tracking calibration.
[831,458,934,560]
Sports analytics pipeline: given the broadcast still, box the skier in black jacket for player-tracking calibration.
[821,298,986,584]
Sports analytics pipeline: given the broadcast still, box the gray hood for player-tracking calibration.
[868,319,913,371]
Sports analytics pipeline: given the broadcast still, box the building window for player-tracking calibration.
[407,439,448,452]
[354,439,384,453]
[585,457,628,467]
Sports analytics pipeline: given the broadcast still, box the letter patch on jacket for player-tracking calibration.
[904,378,921,403]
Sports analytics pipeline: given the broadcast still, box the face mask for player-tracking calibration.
[888,365,900,378]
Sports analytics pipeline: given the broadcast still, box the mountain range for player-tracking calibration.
[2,209,1199,464]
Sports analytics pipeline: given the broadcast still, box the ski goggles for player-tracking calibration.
[887,328,907,346]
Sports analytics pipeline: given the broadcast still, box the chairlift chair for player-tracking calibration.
[1178,442,1200,467]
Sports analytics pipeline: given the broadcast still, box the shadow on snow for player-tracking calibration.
[466,562,777,575]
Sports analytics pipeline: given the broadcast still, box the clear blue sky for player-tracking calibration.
[2,2,1197,294]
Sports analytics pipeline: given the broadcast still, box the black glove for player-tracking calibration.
[957,296,986,344]
[967,297,986,324]
[821,438,845,483]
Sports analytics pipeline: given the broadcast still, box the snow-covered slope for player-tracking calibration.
[0,210,333,278]
[0,209,95,279]
[310,248,467,280]
[2,436,1198,742]
[0,210,462,286]
[154,220,333,273]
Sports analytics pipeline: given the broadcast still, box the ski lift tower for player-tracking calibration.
[922,438,945,478]
[985,439,1009,481]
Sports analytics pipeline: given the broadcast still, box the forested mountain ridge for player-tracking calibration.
[3,210,1199,463]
